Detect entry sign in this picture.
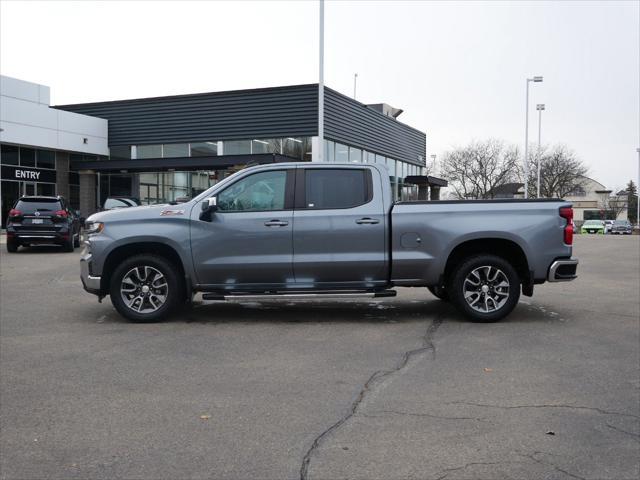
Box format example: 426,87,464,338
1,165,56,184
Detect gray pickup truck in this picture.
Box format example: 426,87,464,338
80,162,578,323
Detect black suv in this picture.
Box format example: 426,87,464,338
5,196,81,253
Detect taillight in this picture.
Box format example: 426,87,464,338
560,207,573,245
55,209,68,218
8,209,21,217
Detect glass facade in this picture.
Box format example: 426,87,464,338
129,137,311,161
1,144,62,227
321,139,423,201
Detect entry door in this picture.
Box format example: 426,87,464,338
190,169,295,289
292,168,387,288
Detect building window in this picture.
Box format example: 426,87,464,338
163,143,189,158
190,142,218,157
324,140,335,162
1,144,19,165
335,143,349,162
136,145,162,159
349,147,362,163
223,140,251,155
20,148,36,167
36,149,56,169
251,139,270,154
110,145,131,160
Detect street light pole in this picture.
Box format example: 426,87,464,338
637,148,639,227
536,103,545,198
353,73,358,100
523,76,543,199
318,0,325,162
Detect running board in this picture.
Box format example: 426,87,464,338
201,290,397,301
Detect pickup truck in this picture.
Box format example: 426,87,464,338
80,162,578,323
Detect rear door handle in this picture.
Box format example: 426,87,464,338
356,217,380,225
264,220,289,227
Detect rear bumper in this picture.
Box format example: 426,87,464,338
547,258,579,282
80,253,102,295
7,227,72,243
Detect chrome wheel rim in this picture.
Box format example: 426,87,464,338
120,266,168,313
463,265,510,313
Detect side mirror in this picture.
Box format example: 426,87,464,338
201,197,218,212
199,197,218,221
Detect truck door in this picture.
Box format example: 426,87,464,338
292,167,387,288
190,168,295,289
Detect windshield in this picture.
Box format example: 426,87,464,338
584,220,603,226
613,220,629,225
15,198,61,213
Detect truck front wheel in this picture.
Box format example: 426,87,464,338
448,254,520,322
427,285,449,301
109,254,182,322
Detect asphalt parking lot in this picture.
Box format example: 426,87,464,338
1,235,638,480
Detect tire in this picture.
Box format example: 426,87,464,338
448,254,520,323
63,235,74,252
109,254,182,322
6,241,18,253
428,285,449,301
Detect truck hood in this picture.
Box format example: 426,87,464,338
86,203,193,223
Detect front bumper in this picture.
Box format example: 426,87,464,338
80,253,102,295
547,258,579,282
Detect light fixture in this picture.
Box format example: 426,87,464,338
286,137,302,143
253,139,269,144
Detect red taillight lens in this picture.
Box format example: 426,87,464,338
54,209,68,218
8,209,22,218
560,207,574,245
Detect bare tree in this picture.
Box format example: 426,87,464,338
440,139,520,199
524,144,588,198
601,190,628,220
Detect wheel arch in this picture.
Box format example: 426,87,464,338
100,242,189,297
442,238,531,288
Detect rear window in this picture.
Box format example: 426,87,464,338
104,198,140,209
15,198,61,213
304,169,370,209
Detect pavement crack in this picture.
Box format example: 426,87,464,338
299,312,445,480
606,423,640,441
359,409,488,423
518,451,586,480
448,401,640,419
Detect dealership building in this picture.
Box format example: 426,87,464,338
1,75,439,226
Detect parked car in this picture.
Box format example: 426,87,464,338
610,219,633,235
581,220,605,235
604,220,614,234
5,196,81,253
102,197,141,211
80,163,578,324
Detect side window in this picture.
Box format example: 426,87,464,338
218,170,287,212
304,169,369,209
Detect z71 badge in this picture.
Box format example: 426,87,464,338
160,209,185,216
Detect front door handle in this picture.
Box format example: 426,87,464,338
264,220,289,227
356,217,380,225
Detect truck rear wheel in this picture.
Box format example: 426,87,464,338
109,254,182,322
448,254,520,322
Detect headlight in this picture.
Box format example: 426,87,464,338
84,221,104,236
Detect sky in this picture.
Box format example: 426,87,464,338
1,0,638,191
